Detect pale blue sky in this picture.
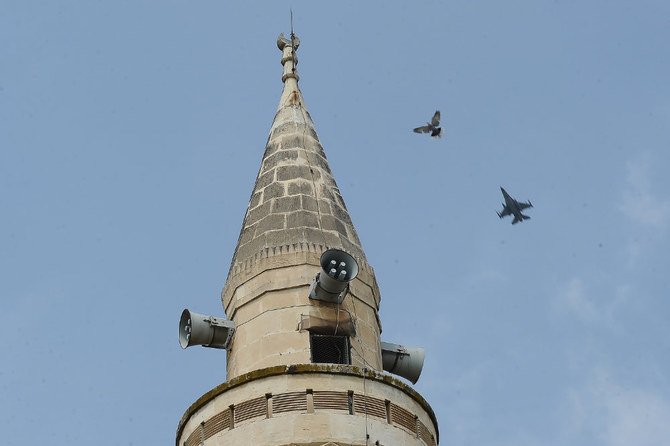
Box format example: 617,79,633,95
2,1,669,445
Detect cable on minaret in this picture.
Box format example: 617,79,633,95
290,9,297,75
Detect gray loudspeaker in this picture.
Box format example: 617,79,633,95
381,341,425,384
179,309,235,349
309,249,359,303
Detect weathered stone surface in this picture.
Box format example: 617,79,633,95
235,233,268,262
263,182,285,202
263,141,280,157
317,199,332,215
255,214,286,234
270,122,299,140
320,215,348,237
312,152,332,174
246,201,272,226
265,228,303,247
333,190,346,208
255,170,275,190
270,122,319,142
319,184,335,201
272,195,302,213
300,195,318,212
239,224,256,245
227,55,368,282
277,165,313,182
249,191,262,209
262,149,300,172
288,180,314,196
286,210,319,229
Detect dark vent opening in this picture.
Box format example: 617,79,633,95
310,334,351,365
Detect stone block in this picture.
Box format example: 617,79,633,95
320,215,348,237
239,224,256,245
236,233,268,262
254,170,275,191
271,195,301,213
331,203,353,226
280,135,307,151
288,180,313,196
249,191,262,209
321,231,342,249
262,141,280,157
319,184,335,201
333,190,346,208
264,228,302,247
270,121,300,141
245,201,272,226
300,195,318,212
317,199,332,215
301,227,330,246
255,214,286,234
262,149,299,172
277,165,312,182
263,182,285,202
339,236,362,259
312,150,332,174
287,210,320,229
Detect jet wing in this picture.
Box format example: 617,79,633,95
517,202,532,210
497,207,511,218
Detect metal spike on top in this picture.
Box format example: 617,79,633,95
277,10,300,83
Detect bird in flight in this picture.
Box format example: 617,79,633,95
413,110,443,138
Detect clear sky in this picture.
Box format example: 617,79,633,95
2,1,669,445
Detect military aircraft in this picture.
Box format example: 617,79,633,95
413,110,443,138
497,187,533,224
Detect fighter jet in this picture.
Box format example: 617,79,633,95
497,187,533,224
413,110,443,138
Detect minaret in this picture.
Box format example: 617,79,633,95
177,32,439,446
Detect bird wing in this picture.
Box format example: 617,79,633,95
413,125,432,134
431,110,441,127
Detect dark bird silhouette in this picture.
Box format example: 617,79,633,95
413,110,443,138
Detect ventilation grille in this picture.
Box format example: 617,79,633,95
272,391,307,414
391,403,417,434
310,334,350,364
235,396,266,423
204,409,231,440
313,390,349,411
418,420,437,446
183,427,201,446
353,394,387,420
181,390,436,446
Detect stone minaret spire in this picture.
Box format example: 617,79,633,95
221,31,376,379
177,33,439,446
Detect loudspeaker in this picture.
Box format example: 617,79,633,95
381,341,425,384
178,309,235,350
309,249,359,303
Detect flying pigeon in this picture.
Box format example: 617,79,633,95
413,110,443,138
414,110,442,138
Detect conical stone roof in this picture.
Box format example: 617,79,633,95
223,34,368,298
